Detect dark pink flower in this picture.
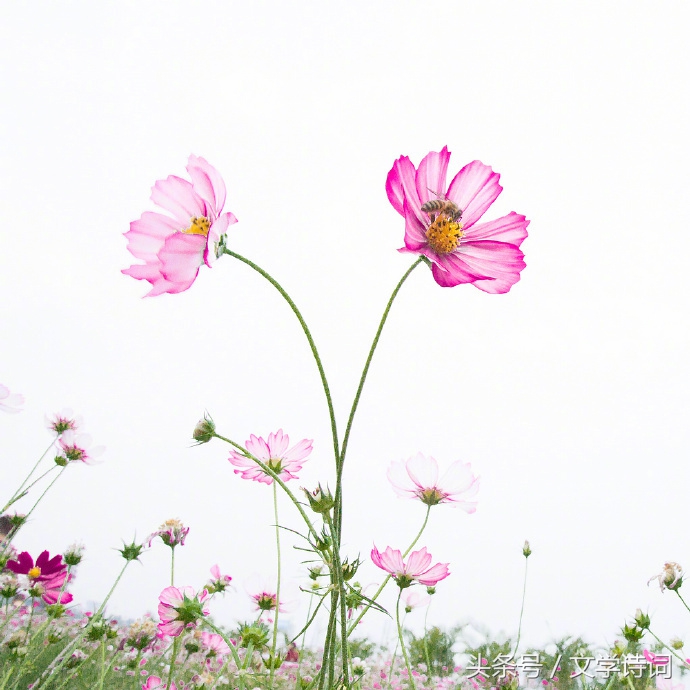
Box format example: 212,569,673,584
0,384,24,414
370,545,449,588
157,586,209,637
6,550,73,604
387,453,479,511
123,155,237,296
206,564,233,594
146,519,189,549
386,147,529,293
228,429,312,485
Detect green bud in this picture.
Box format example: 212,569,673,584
192,414,216,445
302,484,335,515
522,540,532,558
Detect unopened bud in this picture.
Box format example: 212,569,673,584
522,540,532,558
192,414,216,445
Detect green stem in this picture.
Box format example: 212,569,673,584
203,619,246,688
675,589,690,615
512,556,529,658
347,505,431,634
325,514,350,688
2,440,57,512
166,636,180,690
223,249,340,468
96,639,106,690
269,482,281,689
170,547,175,587
646,628,688,667
396,590,417,690
336,257,423,537
423,600,432,674
213,432,318,540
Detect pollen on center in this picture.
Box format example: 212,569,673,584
425,217,463,255
28,566,41,579
184,216,210,236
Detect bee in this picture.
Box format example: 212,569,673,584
421,192,463,223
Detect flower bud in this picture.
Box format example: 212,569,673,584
670,637,684,650
192,414,216,445
622,623,643,642
308,565,323,581
302,484,335,515
64,543,85,566
118,540,145,562
633,609,651,630
522,540,532,558
426,586,436,595
342,557,361,581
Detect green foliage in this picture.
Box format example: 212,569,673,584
348,636,378,660
405,625,461,676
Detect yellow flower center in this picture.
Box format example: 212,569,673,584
184,216,210,236
425,215,463,255
28,566,41,579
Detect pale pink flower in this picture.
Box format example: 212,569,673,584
228,429,312,485
142,677,178,690
386,147,529,293
200,631,230,658
371,545,450,588
57,430,104,465
402,590,431,612
206,564,233,594
387,453,479,511
0,384,24,414
146,519,189,548
123,155,238,297
648,562,683,592
157,586,210,637
45,409,81,436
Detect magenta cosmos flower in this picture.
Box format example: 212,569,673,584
387,453,479,511
386,147,529,293
6,550,73,604
157,585,210,637
123,155,237,296
228,429,313,485
371,546,449,588
0,384,24,414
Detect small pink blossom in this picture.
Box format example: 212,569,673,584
45,409,81,436
123,155,238,296
249,589,287,613
6,551,73,604
402,590,431,612
157,586,210,637
200,631,230,658
387,453,479,511
57,430,104,465
0,384,24,414
386,147,529,293
206,564,233,594
228,429,312,485
142,677,177,690
371,545,450,588
146,519,189,548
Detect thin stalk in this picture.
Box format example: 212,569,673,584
325,514,350,688
335,257,423,536
348,505,431,634
396,590,417,690
675,589,690,615
166,636,180,690
423,600,432,674
170,547,175,586
223,249,340,467
269,482,282,689
3,440,57,512
96,639,107,690
203,619,247,689
646,628,688,666
512,556,529,658
296,591,314,684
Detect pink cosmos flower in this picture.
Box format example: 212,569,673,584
0,384,24,414
402,590,431,612
249,589,287,613
387,453,479,511
123,155,238,297
6,550,73,604
200,631,230,658
146,519,189,548
370,546,450,588
386,147,529,293
206,564,233,594
142,677,177,690
157,586,210,637
57,430,104,465
228,429,313,485
45,409,81,436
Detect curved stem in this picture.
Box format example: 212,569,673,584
223,249,340,467
347,505,431,635
3,440,57,512
396,590,417,690
269,482,281,689
646,628,689,667
335,258,423,538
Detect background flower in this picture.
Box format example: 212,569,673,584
371,545,450,588
0,384,24,414
157,585,210,637
123,155,238,296
387,453,479,511
386,147,529,293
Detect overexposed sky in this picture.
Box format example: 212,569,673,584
1,1,689,654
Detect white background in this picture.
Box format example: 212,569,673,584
1,0,689,657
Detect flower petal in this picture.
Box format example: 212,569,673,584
464,212,529,247
430,252,493,287
405,453,439,491
446,161,502,229
405,548,432,577
417,562,450,586
455,240,526,294
187,155,227,217
415,147,450,206
158,233,207,287
386,156,421,218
